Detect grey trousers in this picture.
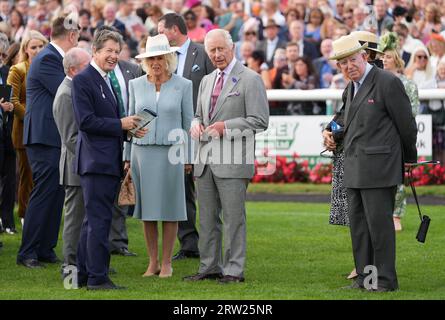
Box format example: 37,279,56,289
347,186,398,290
108,187,129,252
196,166,248,277
62,185,85,266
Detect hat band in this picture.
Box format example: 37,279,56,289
359,40,377,49
147,44,171,53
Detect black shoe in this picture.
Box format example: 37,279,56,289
173,250,200,261
183,273,223,281
341,281,365,290
218,275,245,284
87,280,126,291
371,286,397,292
110,247,137,257
17,258,45,269
38,256,62,264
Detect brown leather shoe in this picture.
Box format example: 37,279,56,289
218,275,245,284
183,273,223,281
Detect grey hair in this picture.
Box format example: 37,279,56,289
0,32,9,54
204,29,233,52
92,29,124,52
142,52,178,76
63,47,91,75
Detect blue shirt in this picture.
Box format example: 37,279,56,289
176,38,191,77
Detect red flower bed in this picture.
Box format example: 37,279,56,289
253,155,445,186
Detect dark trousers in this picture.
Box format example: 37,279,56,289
77,173,120,286
0,149,16,229
16,148,33,218
177,171,199,253
347,186,398,290
17,145,65,261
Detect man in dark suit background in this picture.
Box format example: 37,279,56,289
17,14,80,269
72,28,146,290
256,19,287,68
0,33,16,235
96,2,127,40
109,35,144,258
288,20,320,60
158,13,215,261
328,35,417,292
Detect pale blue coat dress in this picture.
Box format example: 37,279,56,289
124,74,193,221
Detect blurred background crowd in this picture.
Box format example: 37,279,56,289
0,0,445,236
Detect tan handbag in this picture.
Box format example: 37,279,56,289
118,170,136,206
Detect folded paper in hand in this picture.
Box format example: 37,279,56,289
129,108,157,136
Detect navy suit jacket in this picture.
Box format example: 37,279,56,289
24,43,65,147
72,64,125,178
303,40,320,60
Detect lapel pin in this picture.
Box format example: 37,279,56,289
232,77,237,83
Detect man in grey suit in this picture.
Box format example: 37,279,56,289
158,13,215,261
184,29,269,283
327,35,417,292
52,48,91,273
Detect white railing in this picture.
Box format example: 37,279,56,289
266,89,445,101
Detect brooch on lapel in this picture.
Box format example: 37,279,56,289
100,85,106,99
192,64,200,72
368,99,375,104
232,77,238,84
227,91,240,97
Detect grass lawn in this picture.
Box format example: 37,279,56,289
0,202,444,300
248,183,445,197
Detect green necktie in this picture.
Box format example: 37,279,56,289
108,70,126,118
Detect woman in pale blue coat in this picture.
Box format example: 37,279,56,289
124,34,193,278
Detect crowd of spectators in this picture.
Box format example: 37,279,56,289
0,0,444,155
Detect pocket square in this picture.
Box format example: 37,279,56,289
368,99,375,104
191,64,200,72
227,91,240,97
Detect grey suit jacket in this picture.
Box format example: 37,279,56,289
193,61,269,179
343,66,417,189
256,39,287,68
182,41,215,111
53,77,80,186
118,60,144,113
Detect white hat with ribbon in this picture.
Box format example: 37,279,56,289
135,34,179,59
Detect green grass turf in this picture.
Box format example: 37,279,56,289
0,202,444,300
248,183,445,197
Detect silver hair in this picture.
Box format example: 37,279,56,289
142,52,178,76
0,32,9,55
92,29,124,52
204,29,233,52
63,47,91,75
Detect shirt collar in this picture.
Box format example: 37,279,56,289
50,42,65,58
91,59,108,79
177,38,191,56
356,63,373,86
267,37,279,44
218,57,237,76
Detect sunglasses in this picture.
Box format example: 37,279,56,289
245,31,256,36
416,55,428,60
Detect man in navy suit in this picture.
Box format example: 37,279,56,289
17,14,80,268
72,29,146,290
96,2,127,40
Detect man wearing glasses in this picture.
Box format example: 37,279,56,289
17,14,80,269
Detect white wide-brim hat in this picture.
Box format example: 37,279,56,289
329,34,368,60
135,34,179,59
